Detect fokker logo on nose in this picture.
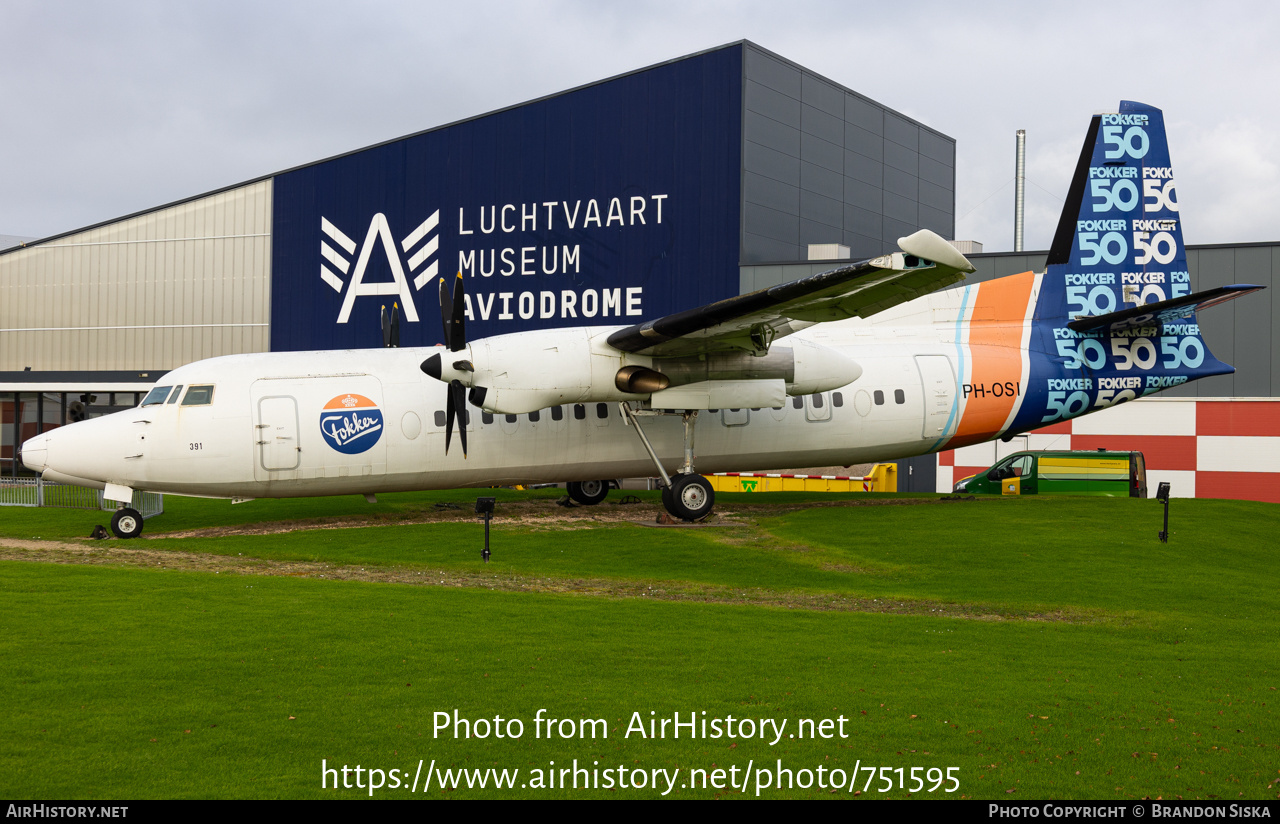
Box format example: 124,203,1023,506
320,211,440,323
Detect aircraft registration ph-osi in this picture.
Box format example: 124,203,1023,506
20,102,1263,538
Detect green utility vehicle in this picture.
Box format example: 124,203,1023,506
953,450,1147,497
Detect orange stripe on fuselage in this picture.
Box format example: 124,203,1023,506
946,271,1036,449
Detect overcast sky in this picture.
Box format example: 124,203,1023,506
4,0,1277,252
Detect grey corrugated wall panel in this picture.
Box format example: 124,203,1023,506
883,166,919,200
0,180,272,372
919,155,953,190
801,104,844,146
741,43,955,264
1274,249,1280,397
1192,247,1236,396
746,110,800,157
883,141,919,175
800,160,843,201
918,205,953,237
745,172,799,215
745,140,801,187
1232,246,1272,397
801,73,843,115
845,125,883,161
799,189,843,229
843,204,882,239
745,46,801,96
884,113,919,150
744,202,800,246
800,131,843,173
746,80,802,125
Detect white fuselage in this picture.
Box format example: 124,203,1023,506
23,297,964,499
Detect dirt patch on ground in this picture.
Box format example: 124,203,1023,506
0,534,1093,623
136,495,959,541
144,499,680,540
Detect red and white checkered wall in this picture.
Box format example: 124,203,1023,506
936,399,1280,503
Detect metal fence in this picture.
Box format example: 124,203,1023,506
0,477,163,518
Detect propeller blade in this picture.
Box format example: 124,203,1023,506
451,379,468,457
444,382,456,455
381,305,392,347
449,273,467,352
438,278,454,350
389,302,401,347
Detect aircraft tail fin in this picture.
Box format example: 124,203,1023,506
1033,100,1242,383
935,102,1265,450
963,102,1268,443
1041,101,1194,317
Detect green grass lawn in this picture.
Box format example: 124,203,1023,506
1,491,1277,799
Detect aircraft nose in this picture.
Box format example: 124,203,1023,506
20,433,49,474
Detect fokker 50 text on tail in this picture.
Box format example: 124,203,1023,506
21,102,1262,537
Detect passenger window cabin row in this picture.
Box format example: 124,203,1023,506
429,388,908,429
433,401,612,429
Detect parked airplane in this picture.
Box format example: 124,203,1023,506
20,101,1261,538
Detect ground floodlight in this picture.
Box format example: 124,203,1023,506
1156,483,1172,543
475,497,496,562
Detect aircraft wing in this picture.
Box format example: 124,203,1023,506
606,229,975,357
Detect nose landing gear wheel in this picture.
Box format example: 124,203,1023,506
664,473,714,522
110,507,144,539
567,480,610,506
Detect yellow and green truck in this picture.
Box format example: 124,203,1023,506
954,450,1147,497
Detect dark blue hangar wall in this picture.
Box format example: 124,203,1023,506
270,46,743,351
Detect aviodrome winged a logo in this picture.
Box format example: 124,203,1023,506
319,211,440,323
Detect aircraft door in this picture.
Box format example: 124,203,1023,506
914,355,956,440
252,376,387,484
255,395,301,474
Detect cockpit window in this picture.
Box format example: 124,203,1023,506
181,385,215,406
166,385,184,404
141,386,174,407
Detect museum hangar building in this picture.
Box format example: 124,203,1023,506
1,42,1276,501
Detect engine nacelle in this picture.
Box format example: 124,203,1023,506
785,337,863,395
429,327,644,415
423,328,861,415
651,337,861,396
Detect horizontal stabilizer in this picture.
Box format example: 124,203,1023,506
1066,284,1264,333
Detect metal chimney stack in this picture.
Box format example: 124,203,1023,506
1014,129,1026,252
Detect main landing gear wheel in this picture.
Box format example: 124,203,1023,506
664,473,715,522
110,507,144,539
567,479,610,506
